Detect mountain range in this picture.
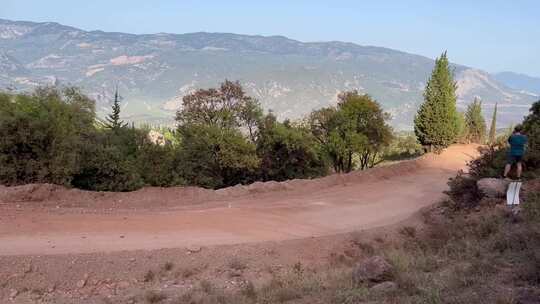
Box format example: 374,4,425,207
0,18,537,129
494,72,540,96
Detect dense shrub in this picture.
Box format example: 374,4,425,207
0,88,184,192
72,138,144,192
468,146,507,178
71,128,149,192
383,132,423,161
445,172,483,210
136,141,184,187
523,100,540,171
257,114,327,181
177,124,260,189
0,88,95,186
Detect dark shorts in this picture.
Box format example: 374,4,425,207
507,154,523,164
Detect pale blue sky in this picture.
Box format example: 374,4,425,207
1,0,539,76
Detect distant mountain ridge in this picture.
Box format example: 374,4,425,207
0,18,535,128
494,72,540,96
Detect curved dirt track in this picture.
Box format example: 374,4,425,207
0,145,478,256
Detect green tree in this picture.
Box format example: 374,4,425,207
339,92,393,170
309,92,392,172
488,103,498,145
175,80,262,188
176,80,259,131
455,111,468,143
414,51,459,151
522,100,540,168
105,88,128,131
256,113,327,181
240,98,264,142
464,98,486,143
309,107,342,171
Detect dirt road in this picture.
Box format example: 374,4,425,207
0,145,478,256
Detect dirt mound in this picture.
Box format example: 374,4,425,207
0,145,477,211
215,145,471,198
0,184,215,210
0,183,66,202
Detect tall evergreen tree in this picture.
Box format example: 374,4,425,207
105,87,127,130
488,103,498,145
414,51,459,151
522,100,540,167
465,98,486,143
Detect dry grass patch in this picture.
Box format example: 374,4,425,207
228,256,248,271
143,270,155,282
162,261,174,272
144,290,167,303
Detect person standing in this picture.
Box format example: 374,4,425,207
503,125,528,180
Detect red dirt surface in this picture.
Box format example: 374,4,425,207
0,145,479,256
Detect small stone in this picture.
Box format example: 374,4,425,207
9,289,18,298
24,264,33,273
119,235,125,239
187,245,201,253
228,270,243,278
117,281,130,289
371,281,398,292
477,178,507,198
76,279,87,288
129,258,136,262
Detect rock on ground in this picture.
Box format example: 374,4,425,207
352,256,394,284
477,178,508,198
371,281,398,292
147,130,167,146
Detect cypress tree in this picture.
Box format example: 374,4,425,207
414,51,459,151
465,98,486,143
455,111,467,143
488,103,498,145
105,87,127,130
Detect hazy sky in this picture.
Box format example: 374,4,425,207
2,0,539,77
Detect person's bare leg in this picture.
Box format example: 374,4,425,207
516,162,523,179
504,164,512,178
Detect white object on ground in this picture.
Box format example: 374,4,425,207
506,181,522,206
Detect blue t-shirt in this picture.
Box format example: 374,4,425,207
508,134,528,156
